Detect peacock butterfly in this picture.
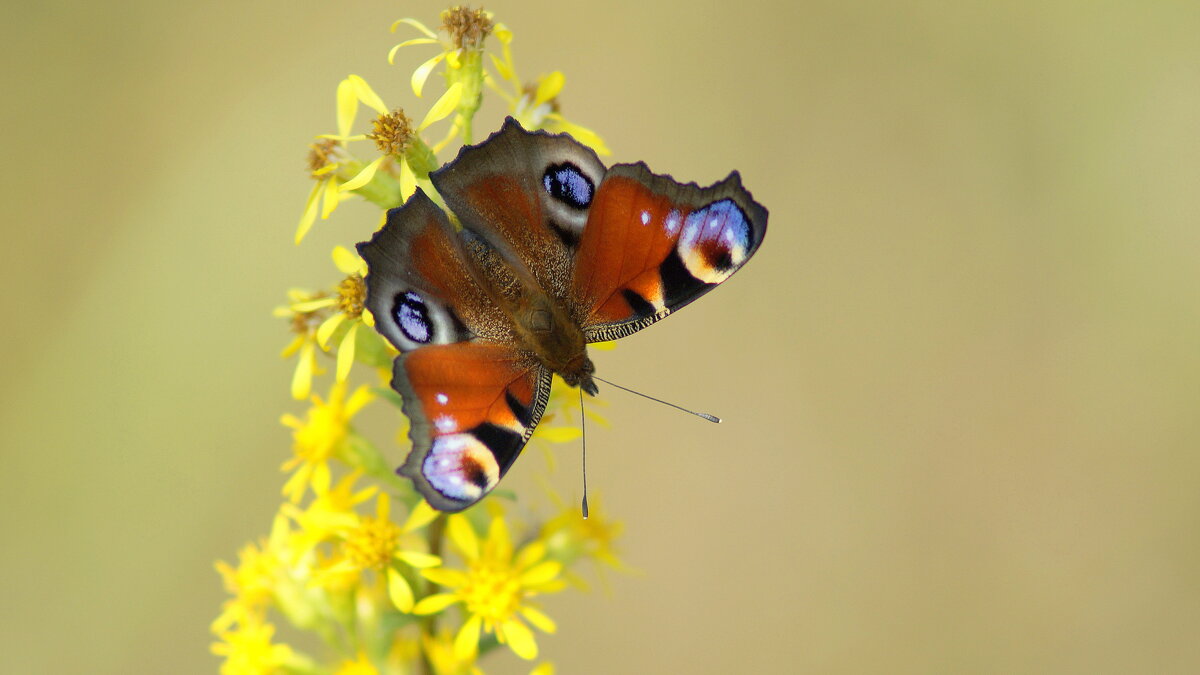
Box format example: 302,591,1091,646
357,118,767,512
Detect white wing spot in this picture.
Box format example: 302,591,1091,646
640,210,651,225
436,393,449,405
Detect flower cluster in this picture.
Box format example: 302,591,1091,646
214,7,622,674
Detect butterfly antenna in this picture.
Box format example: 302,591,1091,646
593,375,722,423
579,388,589,519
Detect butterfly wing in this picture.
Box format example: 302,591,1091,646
430,117,607,303
358,190,550,512
391,343,552,512
571,163,768,341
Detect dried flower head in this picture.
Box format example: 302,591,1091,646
368,109,414,157
440,6,493,49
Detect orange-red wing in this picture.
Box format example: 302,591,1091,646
391,341,552,512
571,163,768,342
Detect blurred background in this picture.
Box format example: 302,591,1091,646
4,0,1199,672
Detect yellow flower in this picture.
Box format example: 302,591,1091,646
323,75,462,207
390,7,494,145
280,381,374,503
320,493,442,612
334,652,380,675
314,246,375,383
414,513,565,661
212,512,291,632
296,76,394,244
483,27,609,155
210,614,302,675
281,469,376,558
541,493,629,587
275,288,333,400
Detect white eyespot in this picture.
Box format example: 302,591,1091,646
423,434,499,502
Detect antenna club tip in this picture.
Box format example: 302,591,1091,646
702,414,722,423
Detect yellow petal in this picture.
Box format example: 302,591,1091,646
296,181,323,244
377,492,391,521
391,17,437,39
489,52,513,82
315,312,345,349
421,567,468,588
445,49,461,69
387,567,414,613
519,607,557,634
454,614,482,661
502,619,538,660
519,561,562,587
291,341,315,400
486,516,513,561
345,385,374,417
590,340,617,351
340,156,384,192
336,322,358,381
387,37,440,64
349,74,389,116
332,245,364,276
311,461,331,494
547,115,611,156
321,173,340,219
530,664,555,675
414,592,461,615
447,515,479,561
396,551,441,568
534,426,581,443
493,23,513,45
412,52,447,98
336,78,358,139
418,82,463,131
399,158,417,201
314,134,367,143
362,308,376,327
534,72,565,107
290,297,337,313
402,499,439,532
514,541,547,570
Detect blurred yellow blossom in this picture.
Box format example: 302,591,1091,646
280,381,374,503
415,512,565,661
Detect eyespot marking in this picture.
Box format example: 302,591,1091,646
423,433,499,502
394,291,434,344
677,199,752,284
542,162,594,209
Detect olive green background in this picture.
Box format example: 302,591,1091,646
4,1,1199,672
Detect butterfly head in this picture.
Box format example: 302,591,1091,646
559,353,598,396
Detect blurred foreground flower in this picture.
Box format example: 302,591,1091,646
216,7,624,674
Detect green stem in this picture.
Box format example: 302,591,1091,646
418,514,448,675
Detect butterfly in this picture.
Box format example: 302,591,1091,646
357,118,767,512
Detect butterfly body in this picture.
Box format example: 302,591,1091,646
358,118,766,512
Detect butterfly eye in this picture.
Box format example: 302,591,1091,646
394,291,434,344
542,163,594,209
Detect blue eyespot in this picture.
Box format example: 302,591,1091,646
395,291,433,344
542,163,593,209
